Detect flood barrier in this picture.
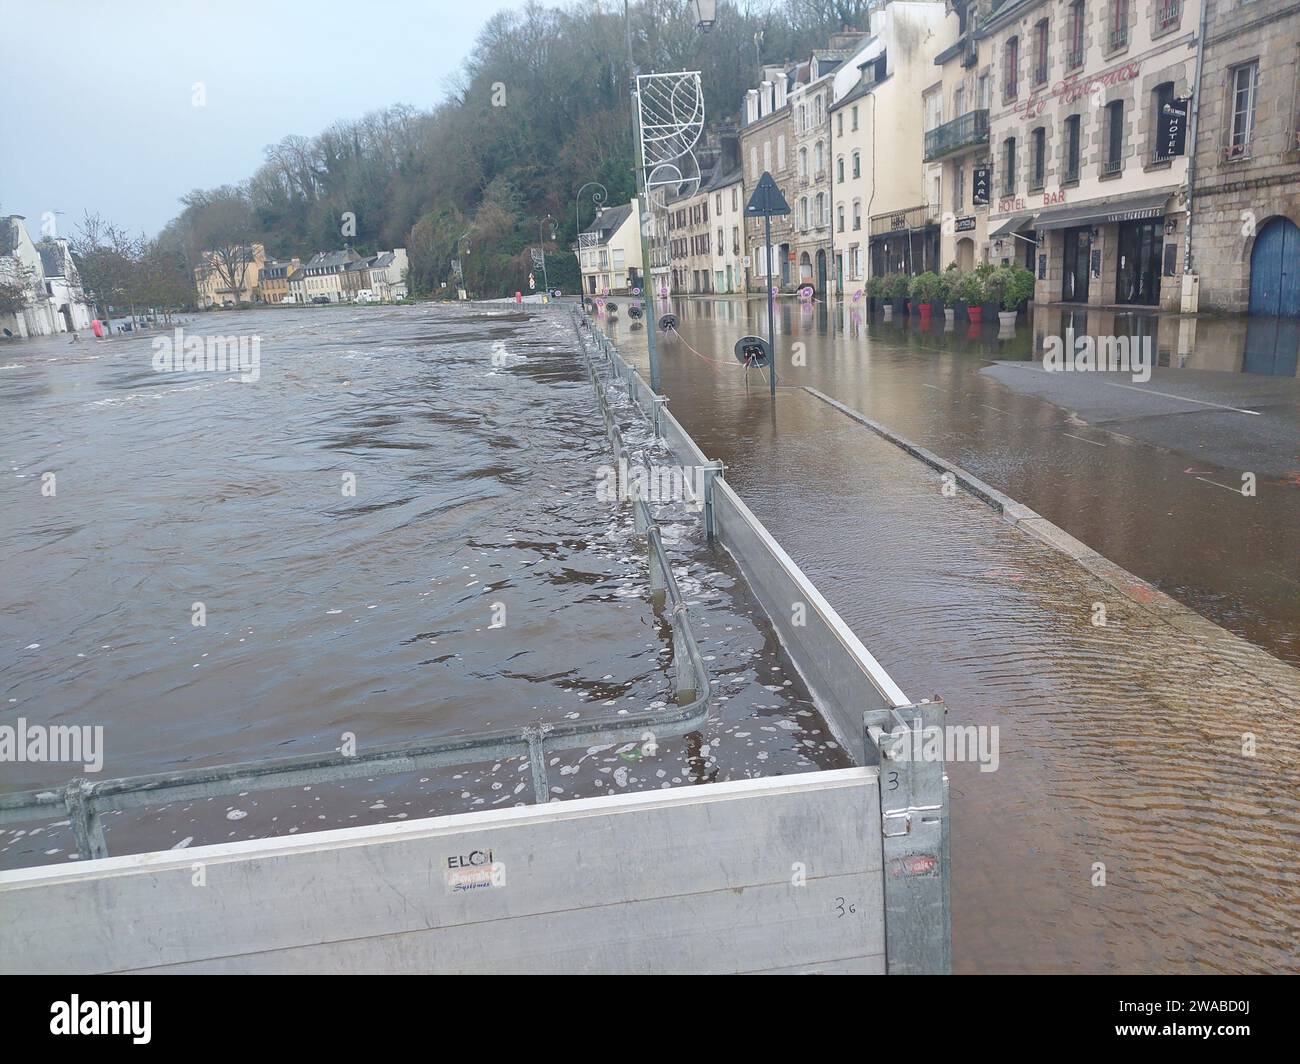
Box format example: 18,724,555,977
0,302,950,974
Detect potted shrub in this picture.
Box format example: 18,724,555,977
866,275,884,316
937,268,958,323
957,271,986,323
975,264,1001,322
910,272,941,323
887,273,909,317
1005,265,1036,320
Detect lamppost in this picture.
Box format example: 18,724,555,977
453,230,472,299
538,215,556,296
624,0,716,392
574,182,607,299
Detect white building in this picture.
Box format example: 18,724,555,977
368,248,409,300
1,216,93,338
577,204,643,295
829,3,957,289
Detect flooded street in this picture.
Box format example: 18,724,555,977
0,305,847,866
601,297,1300,974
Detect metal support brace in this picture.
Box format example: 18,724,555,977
647,536,666,597
633,498,649,535
671,606,694,700
700,460,725,542
522,724,552,804
64,779,108,861
651,395,668,439
864,701,951,975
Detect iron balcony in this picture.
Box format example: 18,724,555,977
924,109,989,162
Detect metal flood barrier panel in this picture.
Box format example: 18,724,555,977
0,769,884,975
592,321,910,762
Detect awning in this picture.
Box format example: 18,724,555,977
1035,188,1178,232
989,213,1035,238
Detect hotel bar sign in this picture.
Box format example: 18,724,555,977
972,167,990,206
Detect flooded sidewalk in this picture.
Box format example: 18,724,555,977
600,305,1300,973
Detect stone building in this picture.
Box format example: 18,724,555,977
259,258,301,304
1187,0,1300,315
741,65,798,290
790,34,868,294
666,188,715,293
981,0,1200,311
925,0,996,272
709,168,749,293
195,244,267,307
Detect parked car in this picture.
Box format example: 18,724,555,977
311,296,330,305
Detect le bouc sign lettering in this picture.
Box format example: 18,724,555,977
1014,61,1143,122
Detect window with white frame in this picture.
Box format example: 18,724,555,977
1228,61,1259,156
924,90,942,131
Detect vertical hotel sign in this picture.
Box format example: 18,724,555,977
1158,98,1190,158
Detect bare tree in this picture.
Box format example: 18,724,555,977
180,186,261,305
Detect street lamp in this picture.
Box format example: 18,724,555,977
574,182,607,299
538,215,556,296
693,0,716,31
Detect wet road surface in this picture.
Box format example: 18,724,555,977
600,297,1300,973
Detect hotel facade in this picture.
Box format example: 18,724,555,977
980,0,1199,310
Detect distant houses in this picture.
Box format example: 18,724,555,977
196,245,409,307
0,215,93,338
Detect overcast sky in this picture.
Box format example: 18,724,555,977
0,0,520,240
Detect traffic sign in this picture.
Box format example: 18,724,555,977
745,172,791,217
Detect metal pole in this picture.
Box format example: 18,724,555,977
765,214,776,398
626,0,663,394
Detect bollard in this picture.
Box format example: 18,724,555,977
634,497,649,535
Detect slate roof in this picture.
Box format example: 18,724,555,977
580,203,634,245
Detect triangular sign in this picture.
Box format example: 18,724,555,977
745,171,791,217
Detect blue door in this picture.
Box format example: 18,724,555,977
1249,217,1300,317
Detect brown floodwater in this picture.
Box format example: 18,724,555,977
0,304,848,868
598,296,1300,974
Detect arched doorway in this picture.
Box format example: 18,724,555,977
956,238,975,271
799,251,812,283
58,305,73,331
1250,217,1300,317
816,250,827,295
